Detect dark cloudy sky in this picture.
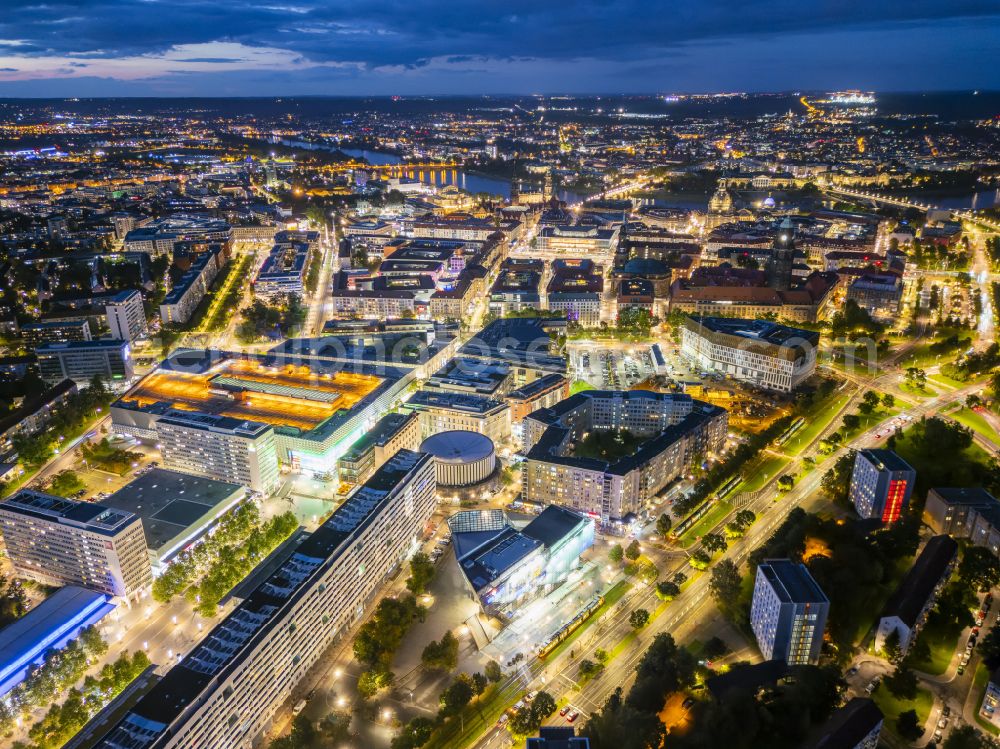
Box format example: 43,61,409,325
0,1,997,96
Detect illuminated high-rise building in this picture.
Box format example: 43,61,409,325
751,559,828,665
849,449,915,523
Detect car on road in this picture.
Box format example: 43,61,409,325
942,706,951,717
525,691,537,702
846,666,859,677
513,700,525,711
496,713,509,727
938,718,948,729
682,697,695,710
958,665,966,676
567,710,580,723
559,707,571,717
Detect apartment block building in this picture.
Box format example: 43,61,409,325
402,389,512,444
156,411,281,495
849,449,916,523
36,339,135,387
91,450,436,749
750,559,829,665
105,289,148,342
0,490,151,603
680,316,819,393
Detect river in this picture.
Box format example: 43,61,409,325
340,148,584,203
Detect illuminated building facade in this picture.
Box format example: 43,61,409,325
522,391,727,524
849,449,915,523
0,490,152,603
92,450,436,749
751,559,829,665
449,505,595,616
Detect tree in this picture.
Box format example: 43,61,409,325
882,393,896,408
701,533,727,554
357,669,393,698
861,390,881,413
709,559,742,610
979,626,1000,670
629,609,650,629
392,717,435,749
896,709,923,742
48,470,85,497
11,430,54,467
656,513,672,538
608,543,624,563
881,627,903,664
884,663,918,699
484,660,503,682
777,474,796,492
821,451,857,508
943,725,995,749
842,413,861,432
421,630,459,672
406,552,435,595
439,675,474,717
689,550,710,570
960,546,1000,592
471,671,488,695
702,636,730,660
656,580,680,601
625,540,641,561
531,692,558,725
733,509,756,530
579,659,601,679
509,691,557,737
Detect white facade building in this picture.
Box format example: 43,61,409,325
105,289,148,342
680,316,819,393
750,559,829,665
156,412,281,495
0,490,151,603
93,450,436,749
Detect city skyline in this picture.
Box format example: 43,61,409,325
0,1,998,96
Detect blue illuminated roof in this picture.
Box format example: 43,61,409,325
0,586,114,697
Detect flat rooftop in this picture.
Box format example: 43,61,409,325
0,586,115,696
686,316,820,348
123,357,381,432
0,489,136,536
759,559,828,604
101,469,245,558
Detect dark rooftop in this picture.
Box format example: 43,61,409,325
881,535,958,627
813,697,883,749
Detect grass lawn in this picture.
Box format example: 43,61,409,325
570,379,596,395
543,579,631,662
929,372,978,391
574,429,645,462
872,685,934,728
950,407,1000,449
910,626,960,676
739,455,791,494
783,391,853,456
840,405,902,441
900,381,937,398
678,501,732,548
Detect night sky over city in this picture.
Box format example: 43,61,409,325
0,0,998,96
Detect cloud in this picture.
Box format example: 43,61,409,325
0,1,996,92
